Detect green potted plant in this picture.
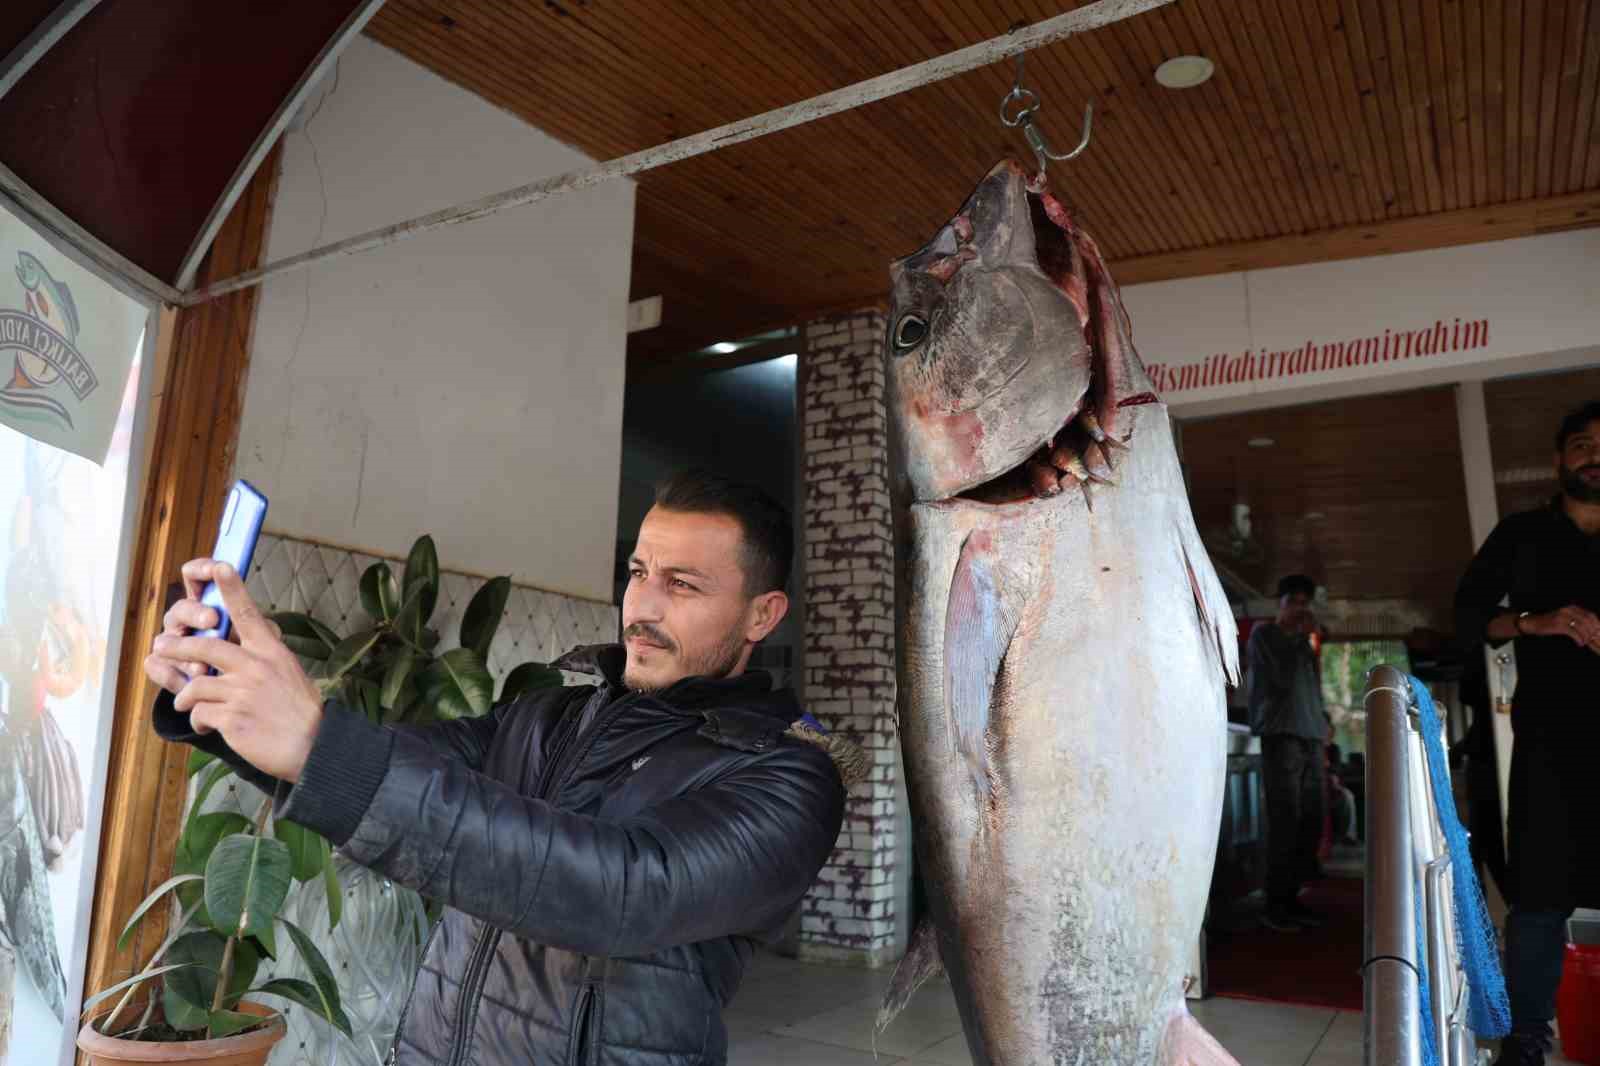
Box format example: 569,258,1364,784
77,535,562,1064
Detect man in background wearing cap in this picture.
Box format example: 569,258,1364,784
1247,573,1328,932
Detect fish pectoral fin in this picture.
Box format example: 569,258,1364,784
1179,534,1241,687
876,919,946,1035
945,531,1023,806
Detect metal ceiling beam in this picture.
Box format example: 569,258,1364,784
183,0,1173,305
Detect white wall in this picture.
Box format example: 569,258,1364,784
236,38,634,603
1123,229,1600,418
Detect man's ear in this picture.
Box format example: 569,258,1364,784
746,590,789,644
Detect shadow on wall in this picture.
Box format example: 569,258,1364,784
615,356,799,684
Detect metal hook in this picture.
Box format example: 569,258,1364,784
999,52,1094,181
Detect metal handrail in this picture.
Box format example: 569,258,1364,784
1363,666,1484,1066
1364,665,1422,1066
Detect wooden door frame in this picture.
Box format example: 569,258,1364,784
77,146,281,1043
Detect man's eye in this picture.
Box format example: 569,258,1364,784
671,579,695,591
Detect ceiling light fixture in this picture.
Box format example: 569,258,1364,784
1305,511,1326,521
1154,55,1215,90
710,342,739,354
1246,436,1275,449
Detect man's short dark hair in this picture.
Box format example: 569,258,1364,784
1277,574,1316,600
1555,401,1600,451
654,469,793,595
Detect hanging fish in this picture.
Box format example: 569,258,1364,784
880,160,1240,1065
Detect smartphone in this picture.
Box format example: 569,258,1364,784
194,480,269,644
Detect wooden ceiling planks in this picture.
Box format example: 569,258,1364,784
1179,386,1475,621
364,0,1600,363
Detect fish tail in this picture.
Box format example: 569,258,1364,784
876,919,945,1035
1160,1008,1241,1066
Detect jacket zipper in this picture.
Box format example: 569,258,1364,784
442,688,637,1066
382,915,441,1056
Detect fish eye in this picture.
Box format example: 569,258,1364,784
893,312,928,352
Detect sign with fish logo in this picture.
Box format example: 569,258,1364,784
0,202,147,464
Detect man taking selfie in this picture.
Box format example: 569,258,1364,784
144,470,862,1066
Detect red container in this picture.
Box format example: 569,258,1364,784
1557,941,1600,1065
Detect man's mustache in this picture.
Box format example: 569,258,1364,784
623,622,676,653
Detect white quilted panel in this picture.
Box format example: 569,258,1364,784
247,533,617,685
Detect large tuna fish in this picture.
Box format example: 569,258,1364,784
879,160,1241,1066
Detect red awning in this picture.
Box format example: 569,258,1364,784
0,0,381,301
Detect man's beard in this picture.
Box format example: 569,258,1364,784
1560,461,1600,503
622,621,748,693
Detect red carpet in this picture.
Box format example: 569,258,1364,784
1206,877,1365,1011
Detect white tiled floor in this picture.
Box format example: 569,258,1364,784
726,952,1580,1065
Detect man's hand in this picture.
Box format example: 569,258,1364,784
1520,605,1600,652
143,560,323,782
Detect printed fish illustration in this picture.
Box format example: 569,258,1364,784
0,754,69,1022
16,251,80,343
879,160,1241,1065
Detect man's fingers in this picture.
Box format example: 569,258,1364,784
175,674,229,714
188,701,224,735
180,558,218,602
164,599,219,635
144,654,190,696
213,565,273,646
152,634,250,674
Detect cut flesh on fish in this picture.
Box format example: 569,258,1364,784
882,160,1241,1065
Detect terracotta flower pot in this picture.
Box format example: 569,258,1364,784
77,1000,285,1066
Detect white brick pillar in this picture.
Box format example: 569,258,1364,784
796,308,907,967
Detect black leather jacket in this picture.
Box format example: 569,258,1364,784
154,644,849,1065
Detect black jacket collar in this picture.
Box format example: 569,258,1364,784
553,643,800,722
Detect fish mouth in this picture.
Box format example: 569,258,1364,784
944,392,1157,510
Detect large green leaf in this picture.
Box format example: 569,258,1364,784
163,931,259,1029
402,535,440,624
460,576,511,659
189,760,236,817
116,874,203,953
175,812,251,921
323,628,383,688
81,963,194,1018
320,835,342,931
421,648,494,720
393,585,427,649
278,918,353,1036
380,650,418,712
348,677,384,722
248,923,277,960
359,561,401,622
272,612,339,660
206,1008,268,1038
253,978,352,1038
186,749,218,777
499,661,564,704
273,819,326,883
204,835,293,941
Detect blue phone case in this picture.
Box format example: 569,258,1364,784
195,479,269,644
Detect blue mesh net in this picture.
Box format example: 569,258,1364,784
1406,673,1512,1048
